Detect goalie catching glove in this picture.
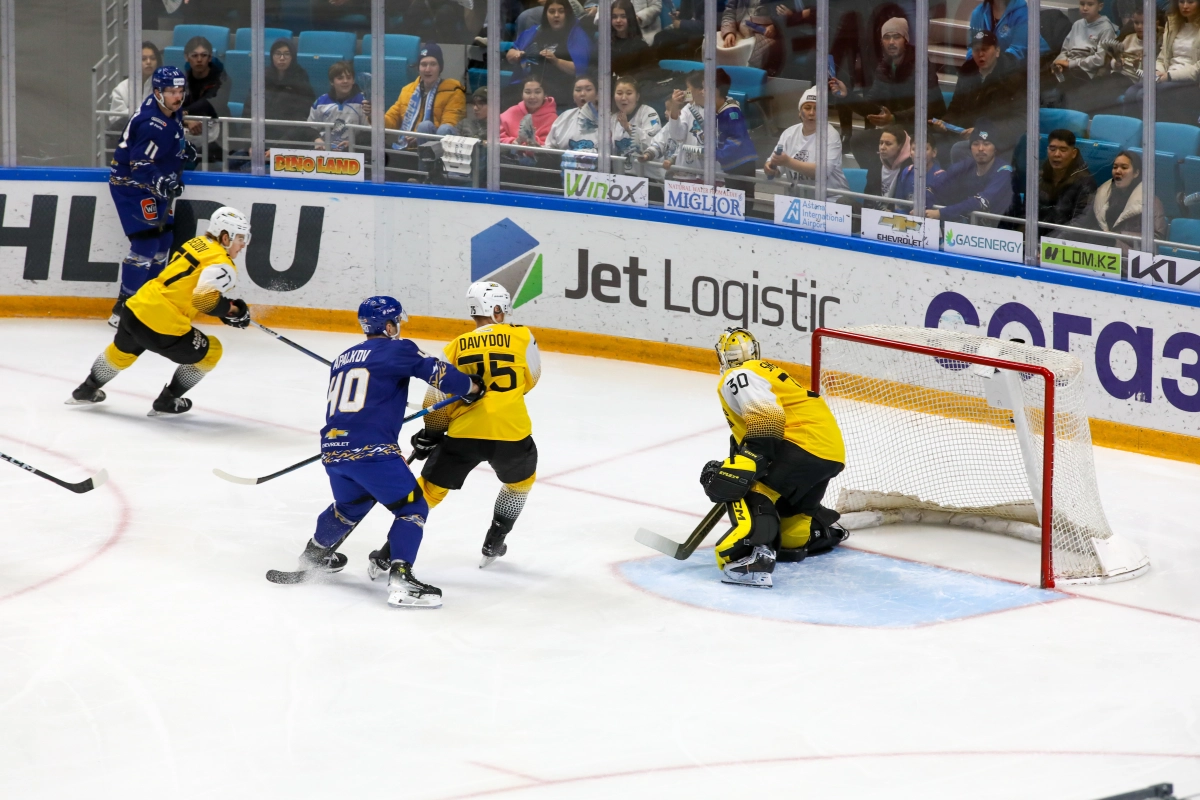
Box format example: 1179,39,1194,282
699,446,769,504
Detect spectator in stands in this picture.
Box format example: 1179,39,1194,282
110,42,162,121
508,0,595,111
181,37,232,163
933,30,1025,165
516,1,577,37
863,124,912,208
265,39,317,146
398,0,474,44
967,0,1048,61
611,0,651,78
501,77,559,146
631,0,663,46
1105,9,1150,79
385,42,467,145
1066,150,1166,252
459,86,490,140
310,0,371,31
1051,0,1119,115
765,86,850,201
1037,130,1097,226
611,76,662,175
896,139,947,202
652,0,708,60
545,74,601,163
309,60,370,151
926,123,1014,224
1124,0,1200,125
831,17,944,180
721,1,783,74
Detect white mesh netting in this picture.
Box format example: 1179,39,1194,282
817,325,1149,585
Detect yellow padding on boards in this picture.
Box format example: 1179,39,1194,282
505,473,536,493
103,343,139,370
780,514,812,549
417,477,450,509
197,336,223,372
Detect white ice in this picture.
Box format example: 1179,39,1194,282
1,318,1198,800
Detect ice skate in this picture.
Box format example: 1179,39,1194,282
66,376,106,405
367,545,390,581
479,519,511,568
806,522,849,556
721,545,776,588
298,538,348,573
387,561,442,609
148,385,192,416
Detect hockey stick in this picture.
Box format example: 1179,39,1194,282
0,451,108,494
634,502,727,560
251,321,332,367
215,394,465,485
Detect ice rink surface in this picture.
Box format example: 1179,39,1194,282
1,318,1198,800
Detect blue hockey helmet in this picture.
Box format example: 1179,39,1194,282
152,66,186,91
358,295,408,336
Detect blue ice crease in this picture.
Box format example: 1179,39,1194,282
618,548,1063,628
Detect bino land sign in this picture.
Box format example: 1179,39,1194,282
269,148,364,182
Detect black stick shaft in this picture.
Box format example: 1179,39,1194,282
0,451,104,493
251,321,332,366
677,503,728,559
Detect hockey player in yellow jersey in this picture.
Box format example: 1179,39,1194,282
700,327,849,587
67,207,253,416
368,281,541,572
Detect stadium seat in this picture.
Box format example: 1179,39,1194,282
1039,108,1088,139
721,66,767,103
1183,156,1200,218
1154,122,1200,160
227,101,244,118
235,28,293,51
1075,138,1121,185
163,46,187,70
467,67,513,94
297,31,356,61
223,50,253,105
296,53,346,94
845,168,867,195
352,55,409,103
1129,147,1182,217
661,0,675,30
1160,218,1200,260
659,59,704,73
171,25,231,56
1089,114,1143,149
362,34,420,80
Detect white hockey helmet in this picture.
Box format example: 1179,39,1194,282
466,281,512,322
715,327,761,371
206,206,252,246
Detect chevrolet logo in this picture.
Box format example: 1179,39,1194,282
324,428,348,439
880,215,923,233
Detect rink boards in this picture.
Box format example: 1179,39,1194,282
1,170,1199,459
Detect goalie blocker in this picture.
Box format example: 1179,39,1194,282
700,328,849,588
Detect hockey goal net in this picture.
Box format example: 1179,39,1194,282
812,325,1149,588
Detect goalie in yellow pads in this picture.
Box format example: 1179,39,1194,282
700,328,849,588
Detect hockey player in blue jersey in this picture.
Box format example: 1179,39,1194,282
108,65,197,326
292,296,483,608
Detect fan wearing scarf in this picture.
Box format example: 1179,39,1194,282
384,42,466,147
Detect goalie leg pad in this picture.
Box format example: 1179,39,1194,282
714,491,779,570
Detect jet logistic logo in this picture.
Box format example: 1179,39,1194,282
470,218,543,308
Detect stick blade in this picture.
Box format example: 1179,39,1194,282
634,528,685,559
86,468,109,491
213,468,260,485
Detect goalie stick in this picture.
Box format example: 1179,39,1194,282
251,321,332,367
265,454,416,585
634,502,726,560
0,451,108,494
215,394,465,486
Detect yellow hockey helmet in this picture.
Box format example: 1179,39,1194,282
715,327,761,371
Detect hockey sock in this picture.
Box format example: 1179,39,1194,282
90,344,139,386
493,474,535,529
416,477,450,510
118,251,156,297
166,336,222,397
313,496,372,548
385,490,429,564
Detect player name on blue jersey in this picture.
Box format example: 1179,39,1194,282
331,348,373,370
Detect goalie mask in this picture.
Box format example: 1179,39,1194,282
467,281,512,323
715,328,760,371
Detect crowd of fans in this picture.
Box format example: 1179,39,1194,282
124,0,1200,246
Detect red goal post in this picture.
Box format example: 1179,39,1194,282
810,325,1149,589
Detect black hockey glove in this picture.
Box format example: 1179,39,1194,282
409,429,442,461
460,374,486,405
220,298,251,329
153,173,183,200
699,453,760,504
183,141,201,165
